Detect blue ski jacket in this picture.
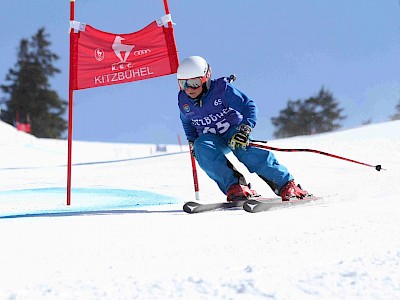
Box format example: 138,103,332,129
178,77,258,142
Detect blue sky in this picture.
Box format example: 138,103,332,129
0,1,399,144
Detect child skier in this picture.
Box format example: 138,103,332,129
177,56,308,201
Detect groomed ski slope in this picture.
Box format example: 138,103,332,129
0,119,399,299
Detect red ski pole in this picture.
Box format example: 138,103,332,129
249,140,385,172
189,142,200,200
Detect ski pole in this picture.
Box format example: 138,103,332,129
189,142,200,200
249,140,385,172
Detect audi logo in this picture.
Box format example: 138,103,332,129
134,49,151,56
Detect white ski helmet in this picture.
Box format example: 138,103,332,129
177,56,211,79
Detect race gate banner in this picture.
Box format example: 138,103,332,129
70,16,179,90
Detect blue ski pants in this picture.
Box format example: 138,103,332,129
193,128,293,195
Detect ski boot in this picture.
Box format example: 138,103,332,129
279,180,308,201
226,184,259,202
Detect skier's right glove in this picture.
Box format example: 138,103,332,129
188,141,195,158
229,124,252,150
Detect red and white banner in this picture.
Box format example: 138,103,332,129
70,17,178,90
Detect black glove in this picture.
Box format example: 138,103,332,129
188,141,195,158
229,124,252,150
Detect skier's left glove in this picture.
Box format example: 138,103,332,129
229,124,252,150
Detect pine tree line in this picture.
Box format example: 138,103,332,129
271,89,400,139
271,88,346,138
0,28,399,140
0,28,67,138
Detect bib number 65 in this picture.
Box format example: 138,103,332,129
202,119,230,134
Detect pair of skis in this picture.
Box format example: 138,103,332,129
183,195,321,214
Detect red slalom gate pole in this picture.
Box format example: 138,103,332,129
163,0,172,28
66,0,76,206
177,134,182,152
249,140,385,172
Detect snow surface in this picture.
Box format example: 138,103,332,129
1,119,399,299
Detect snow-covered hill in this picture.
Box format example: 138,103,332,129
1,119,399,299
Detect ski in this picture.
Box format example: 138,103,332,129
182,197,283,214
183,200,245,214
243,195,321,213
183,195,321,214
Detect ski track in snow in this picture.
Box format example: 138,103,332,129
0,120,400,299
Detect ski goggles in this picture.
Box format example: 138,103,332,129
178,76,208,90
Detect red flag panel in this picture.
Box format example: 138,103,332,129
70,20,178,90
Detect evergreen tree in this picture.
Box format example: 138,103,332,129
271,87,346,138
390,99,400,121
1,28,67,138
